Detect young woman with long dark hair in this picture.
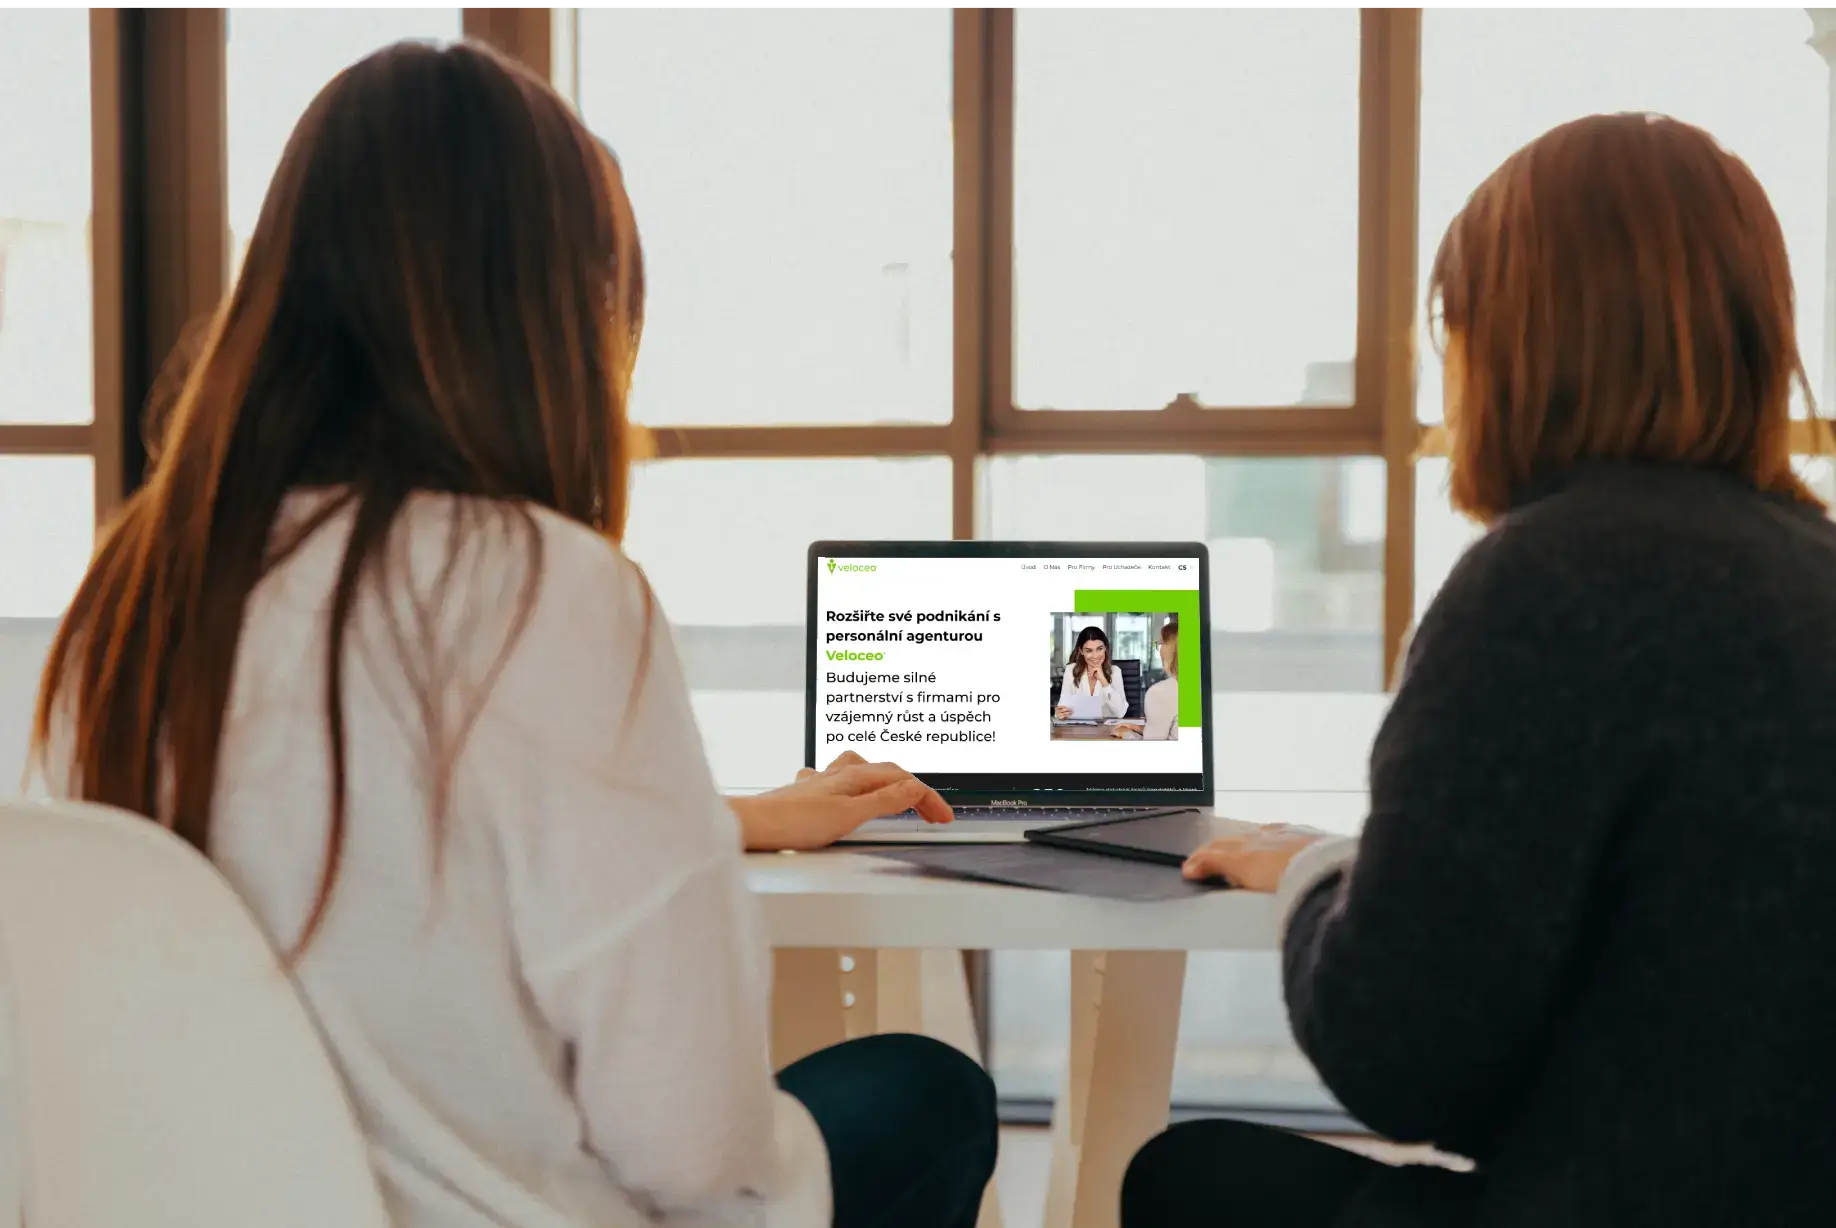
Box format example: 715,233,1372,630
1056,625,1128,721
34,40,993,1228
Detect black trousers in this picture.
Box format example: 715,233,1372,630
1123,1119,1477,1228
779,1033,999,1228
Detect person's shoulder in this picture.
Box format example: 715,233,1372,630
403,498,683,756
1416,494,1614,660
1486,464,1835,591
395,490,635,581
391,493,653,652
1455,467,1688,586
1423,464,1834,666
523,500,640,581
515,502,652,640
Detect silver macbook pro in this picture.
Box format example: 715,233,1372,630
806,541,1215,843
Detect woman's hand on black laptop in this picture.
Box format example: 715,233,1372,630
1181,823,1326,892
730,752,954,851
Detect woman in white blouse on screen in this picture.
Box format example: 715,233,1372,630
1056,626,1130,720
31,40,995,1228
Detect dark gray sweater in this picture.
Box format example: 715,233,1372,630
1285,462,1836,1227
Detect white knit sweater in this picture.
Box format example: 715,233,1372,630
54,492,824,1227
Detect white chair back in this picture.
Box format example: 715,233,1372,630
0,799,388,1228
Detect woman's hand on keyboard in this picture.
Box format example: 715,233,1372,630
732,752,954,851
1181,824,1326,893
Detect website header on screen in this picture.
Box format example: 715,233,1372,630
812,554,1204,792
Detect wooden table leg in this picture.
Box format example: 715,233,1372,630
909,950,1004,1228
770,949,847,1070
796,949,1004,1228
1043,950,1188,1228
837,948,914,1038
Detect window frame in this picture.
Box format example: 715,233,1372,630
609,10,1425,684
0,9,1429,684
0,9,228,533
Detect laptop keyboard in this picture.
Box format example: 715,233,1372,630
897,805,1188,824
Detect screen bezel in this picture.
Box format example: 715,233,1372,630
806,540,1214,807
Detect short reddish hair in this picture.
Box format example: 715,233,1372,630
1429,112,1823,521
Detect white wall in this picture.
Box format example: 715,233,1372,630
0,620,54,793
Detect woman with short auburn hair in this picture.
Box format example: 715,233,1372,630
1125,112,1836,1227
1433,110,1815,520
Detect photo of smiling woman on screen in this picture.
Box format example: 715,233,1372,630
1055,626,1129,720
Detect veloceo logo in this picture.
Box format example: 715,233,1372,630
825,559,878,574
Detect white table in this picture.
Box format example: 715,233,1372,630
747,850,1280,1228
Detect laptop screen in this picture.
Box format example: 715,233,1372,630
807,543,1211,803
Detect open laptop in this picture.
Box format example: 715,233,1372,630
807,541,1215,843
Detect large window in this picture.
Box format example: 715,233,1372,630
0,11,96,617
0,12,92,427
1013,10,1361,411
577,10,954,427
623,458,953,789
1417,8,1829,425
1412,7,1834,617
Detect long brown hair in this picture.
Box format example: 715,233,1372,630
1429,112,1823,522
33,39,646,955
